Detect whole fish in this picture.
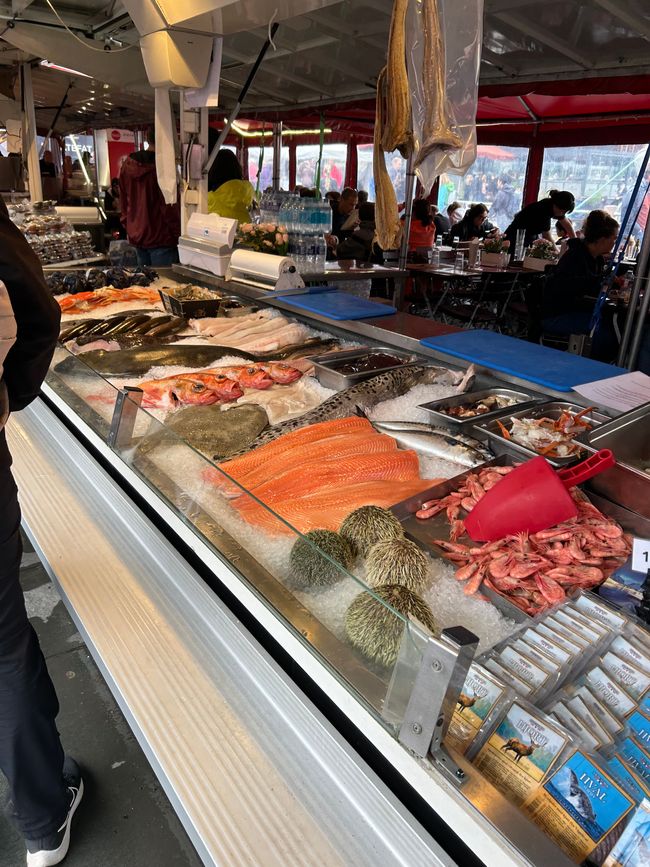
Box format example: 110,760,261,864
241,365,469,453
139,372,244,409
55,344,259,378
138,404,269,461
364,417,491,457
366,422,489,468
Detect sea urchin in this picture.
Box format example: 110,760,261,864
365,538,429,593
288,529,354,590
339,505,404,558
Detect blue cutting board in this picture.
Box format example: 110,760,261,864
419,330,628,392
280,291,397,320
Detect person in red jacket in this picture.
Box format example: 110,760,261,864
119,129,180,267
0,193,84,866
402,198,436,253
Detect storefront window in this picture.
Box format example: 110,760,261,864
539,144,648,236
437,145,529,231
296,143,347,191
357,144,406,204
247,145,289,191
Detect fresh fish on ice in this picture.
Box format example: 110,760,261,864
240,365,472,453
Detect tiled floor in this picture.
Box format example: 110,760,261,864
0,536,204,867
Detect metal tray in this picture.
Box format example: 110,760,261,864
390,455,530,623
218,296,259,317
583,401,650,517
310,346,417,390
418,387,543,433
478,401,610,468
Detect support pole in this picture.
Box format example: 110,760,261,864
397,152,416,272
20,63,42,203
272,121,282,191
617,215,650,367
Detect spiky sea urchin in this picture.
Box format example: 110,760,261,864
288,529,354,590
365,538,429,592
339,505,404,558
345,583,438,668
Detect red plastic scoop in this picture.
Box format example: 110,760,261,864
464,449,616,542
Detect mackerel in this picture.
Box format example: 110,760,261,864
365,417,491,457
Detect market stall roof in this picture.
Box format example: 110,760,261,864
0,0,648,131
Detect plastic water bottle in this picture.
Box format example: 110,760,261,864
436,235,443,248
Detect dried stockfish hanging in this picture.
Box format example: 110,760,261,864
374,69,403,250
416,0,463,166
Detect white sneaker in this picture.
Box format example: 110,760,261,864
26,758,84,867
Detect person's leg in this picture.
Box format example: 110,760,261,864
0,457,69,840
135,247,152,266
148,246,179,267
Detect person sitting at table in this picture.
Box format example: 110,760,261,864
447,201,462,226
336,202,382,264
542,209,619,360
401,198,435,255
505,189,576,249
433,204,451,238
448,202,491,242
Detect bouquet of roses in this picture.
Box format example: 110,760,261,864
482,235,510,254
235,223,289,256
527,238,558,260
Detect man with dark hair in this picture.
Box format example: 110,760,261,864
0,194,83,866
119,126,181,267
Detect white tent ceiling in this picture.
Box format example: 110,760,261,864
0,0,648,132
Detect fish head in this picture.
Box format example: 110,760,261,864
140,376,224,409
236,366,275,390
205,374,244,401
265,363,302,384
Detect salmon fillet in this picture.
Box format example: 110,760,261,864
213,432,398,496
217,416,373,479
232,479,440,536
248,450,421,504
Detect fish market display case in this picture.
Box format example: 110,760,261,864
30,266,650,867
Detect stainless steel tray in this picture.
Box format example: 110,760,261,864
478,401,610,468
390,455,530,623
310,346,417,390
584,401,650,517
218,296,259,317
418,387,543,433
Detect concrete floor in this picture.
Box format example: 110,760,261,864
0,535,204,867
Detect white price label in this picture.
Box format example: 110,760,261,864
632,537,650,574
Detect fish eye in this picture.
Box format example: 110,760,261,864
191,382,205,392
246,367,256,374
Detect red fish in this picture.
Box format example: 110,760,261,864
139,372,243,409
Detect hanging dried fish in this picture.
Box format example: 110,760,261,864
416,0,463,164
374,69,403,251
380,0,412,157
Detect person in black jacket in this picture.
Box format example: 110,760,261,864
542,209,619,360
448,202,492,242
505,189,576,249
0,194,84,866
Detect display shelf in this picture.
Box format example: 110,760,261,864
8,400,450,867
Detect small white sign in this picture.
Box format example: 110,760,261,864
632,537,650,574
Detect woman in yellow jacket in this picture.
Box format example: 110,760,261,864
207,149,254,224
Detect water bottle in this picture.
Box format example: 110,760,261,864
622,268,635,303
430,248,440,267
436,235,443,248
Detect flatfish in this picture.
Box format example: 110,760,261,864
140,404,269,461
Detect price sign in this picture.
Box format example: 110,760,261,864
632,537,650,574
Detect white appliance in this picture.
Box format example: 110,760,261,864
177,212,237,276
226,249,304,292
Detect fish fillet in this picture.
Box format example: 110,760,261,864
231,479,439,536
246,450,421,503
214,432,398,496
218,417,373,479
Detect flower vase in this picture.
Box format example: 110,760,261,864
481,252,503,268
523,255,554,271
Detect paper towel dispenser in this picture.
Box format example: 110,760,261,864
226,249,305,292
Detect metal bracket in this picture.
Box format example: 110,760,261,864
107,387,143,450
390,624,478,784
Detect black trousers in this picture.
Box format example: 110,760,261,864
0,435,68,839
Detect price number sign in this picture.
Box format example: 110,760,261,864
632,537,650,574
